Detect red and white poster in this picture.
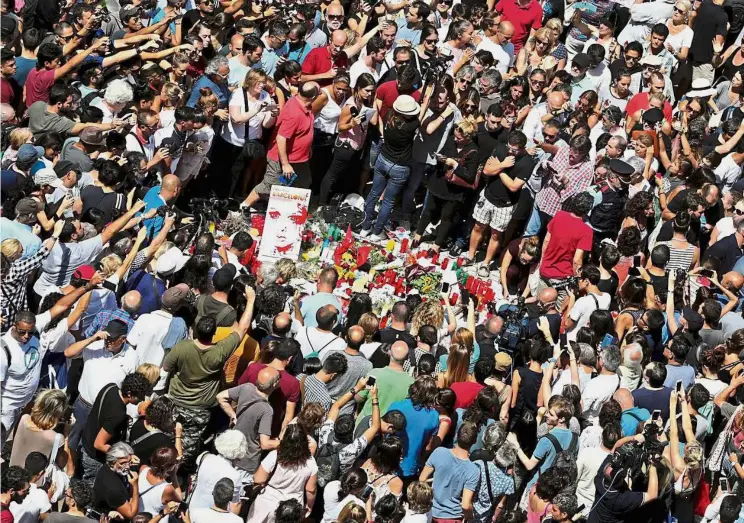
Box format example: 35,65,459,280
258,185,311,261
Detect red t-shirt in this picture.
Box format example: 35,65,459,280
25,67,56,108
267,96,315,164
238,362,301,437
495,0,543,53
624,92,673,123
301,46,350,87
540,210,593,279
0,77,17,105
1,503,14,523
375,81,422,121
451,381,485,410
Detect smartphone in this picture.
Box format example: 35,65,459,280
600,333,615,350
572,1,598,11
441,282,450,294
676,380,683,394
359,112,368,123
360,484,374,501
560,333,568,350
367,376,376,387
101,280,117,292
698,276,712,288
699,268,714,278
278,172,297,186
721,477,730,492
651,410,661,422
633,255,642,267
263,103,279,111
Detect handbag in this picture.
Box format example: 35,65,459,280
444,149,480,190
241,88,267,159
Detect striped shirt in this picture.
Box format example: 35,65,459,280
656,240,696,271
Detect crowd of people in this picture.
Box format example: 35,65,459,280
7,0,744,520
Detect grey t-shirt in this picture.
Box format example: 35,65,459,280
61,138,94,172
321,350,372,415
47,513,97,523
28,101,76,138
227,382,273,474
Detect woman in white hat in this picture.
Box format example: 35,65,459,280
360,93,422,241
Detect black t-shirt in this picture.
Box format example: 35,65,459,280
587,456,646,523
598,271,619,297
93,463,130,513
181,9,205,35
82,385,128,462
484,145,535,207
475,122,508,166
656,218,700,245
81,185,127,224
689,0,729,64
129,418,174,466
378,327,416,350
704,233,743,273
381,118,419,165
526,313,561,340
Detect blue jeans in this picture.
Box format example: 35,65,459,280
362,154,410,234
368,137,384,170
523,204,543,237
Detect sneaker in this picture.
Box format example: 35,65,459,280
360,229,371,238
477,264,491,278
459,254,475,266
369,233,385,242
449,244,464,257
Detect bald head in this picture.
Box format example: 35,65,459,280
547,91,564,111
538,288,558,307
0,103,15,123
390,341,409,365
273,312,291,336
161,174,181,201
497,21,514,42
486,316,503,336
347,325,365,350
256,366,281,394
612,388,634,410
230,34,244,55
723,271,744,292
330,30,348,55
327,3,344,16
121,291,142,315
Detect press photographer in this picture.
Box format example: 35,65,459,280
141,174,191,239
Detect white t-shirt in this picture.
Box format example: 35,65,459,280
582,373,621,425
566,292,611,342
575,446,611,515
664,24,694,56
33,237,104,297
90,99,117,123
10,484,52,523
188,454,242,513
190,507,243,523
715,153,743,192
322,481,364,523
221,90,271,146
160,108,176,130
76,343,138,404
295,327,346,357
127,310,175,367
349,59,380,87
475,34,514,74
714,216,736,243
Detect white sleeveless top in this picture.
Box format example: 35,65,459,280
138,467,169,522
314,88,345,134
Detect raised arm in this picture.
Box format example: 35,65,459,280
233,286,256,338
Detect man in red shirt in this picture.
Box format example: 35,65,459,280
624,72,674,123
25,38,108,109
0,466,31,523
301,30,350,87
493,0,542,54
539,191,594,305
374,64,421,121
0,50,20,109
242,81,319,209
237,340,300,437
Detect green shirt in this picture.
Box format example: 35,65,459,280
355,367,414,428
163,332,241,408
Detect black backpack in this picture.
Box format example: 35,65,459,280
539,432,579,476
316,440,342,488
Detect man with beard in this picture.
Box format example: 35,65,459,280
1,467,30,523
125,109,171,171
301,29,350,87
587,159,634,250
79,369,152,487
91,443,141,519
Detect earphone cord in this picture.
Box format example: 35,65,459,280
585,468,625,518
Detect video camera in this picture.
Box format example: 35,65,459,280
608,423,667,487
493,296,528,352
553,276,579,292
421,52,455,89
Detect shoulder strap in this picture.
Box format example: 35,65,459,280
98,384,118,421
131,428,164,447
480,459,494,503
544,433,564,458
568,433,579,455
590,293,599,310
151,274,161,310
235,398,265,422
625,411,644,422
185,451,210,503
300,376,307,404
214,304,233,326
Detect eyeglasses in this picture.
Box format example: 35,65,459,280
327,14,344,20
735,208,744,216
395,60,408,66
544,132,558,140
464,103,477,109
16,328,33,336
673,6,685,12
425,38,438,44
625,54,640,62
531,79,545,85
458,78,473,85
536,39,550,45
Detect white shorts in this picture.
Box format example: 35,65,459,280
472,191,516,232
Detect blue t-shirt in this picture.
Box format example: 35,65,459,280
186,76,230,107
621,407,650,437
663,364,696,390
526,427,576,490
300,292,345,328
124,269,167,315
425,447,480,519
13,56,37,87
395,18,423,46
141,185,166,240
390,398,439,477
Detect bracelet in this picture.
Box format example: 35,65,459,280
350,388,359,395
372,401,379,406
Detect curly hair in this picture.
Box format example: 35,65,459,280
408,375,438,410
700,345,726,373
121,373,153,403
616,226,643,257
534,467,570,501
410,300,444,336
277,424,311,468
177,254,211,293
145,397,176,433
624,191,653,225
149,447,178,478
68,479,92,509
275,499,303,523
462,387,500,431
258,284,287,316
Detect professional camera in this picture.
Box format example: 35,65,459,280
421,53,454,89
553,276,579,292
94,5,111,23
493,296,528,352
608,423,667,486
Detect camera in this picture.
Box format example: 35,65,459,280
493,296,528,352
553,276,579,292
608,422,667,487
94,5,111,23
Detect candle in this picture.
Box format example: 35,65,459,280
386,239,395,252
401,238,410,253
441,258,449,270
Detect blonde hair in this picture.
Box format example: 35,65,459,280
31,389,67,431
649,92,666,106
358,312,379,342
636,133,654,148
410,300,445,336
452,327,474,352
545,18,562,36
442,343,470,387
276,258,297,281
675,0,692,17
136,363,160,385
161,82,183,107
684,440,704,469
243,69,268,91
99,254,123,278
338,501,366,523
9,128,33,150
456,119,477,139
197,88,220,114
1,239,23,262
534,27,554,47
